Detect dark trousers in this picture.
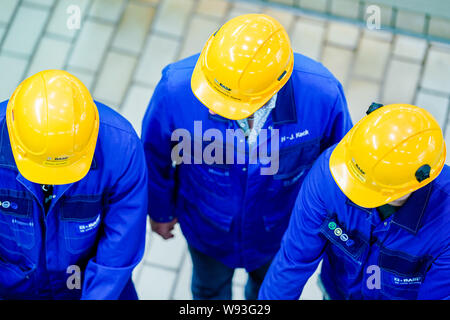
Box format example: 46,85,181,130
119,278,138,300
188,245,272,300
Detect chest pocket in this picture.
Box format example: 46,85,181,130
60,195,104,254
199,162,232,187
378,247,433,299
274,138,320,185
184,156,233,202
320,215,369,278
0,189,35,250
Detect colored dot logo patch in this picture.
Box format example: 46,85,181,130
328,220,353,246
1,201,11,209
0,200,18,210
340,234,349,242
334,228,342,237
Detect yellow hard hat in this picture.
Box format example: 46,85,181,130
6,70,99,185
191,14,294,120
330,103,446,208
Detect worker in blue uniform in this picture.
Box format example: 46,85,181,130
142,14,353,300
259,103,449,300
0,70,148,299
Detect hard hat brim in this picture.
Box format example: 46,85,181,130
191,60,270,121
13,146,96,185
330,138,397,209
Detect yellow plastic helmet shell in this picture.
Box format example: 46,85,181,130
6,70,99,185
330,104,446,208
191,13,294,120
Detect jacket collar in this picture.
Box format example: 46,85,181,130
0,119,18,171
391,182,433,235
207,78,297,125
0,119,97,171
272,78,297,125
345,182,433,235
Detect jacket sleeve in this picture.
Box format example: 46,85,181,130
81,137,148,300
321,82,353,152
141,68,177,223
417,245,450,300
258,155,329,300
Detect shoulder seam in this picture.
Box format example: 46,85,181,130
293,68,336,81
100,121,137,138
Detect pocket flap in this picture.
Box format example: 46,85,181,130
379,247,433,278
0,189,32,218
61,195,103,221
320,215,368,262
274,138,320,180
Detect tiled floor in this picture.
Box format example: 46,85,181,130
0,0,449,300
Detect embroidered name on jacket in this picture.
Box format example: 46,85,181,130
280,129,309,143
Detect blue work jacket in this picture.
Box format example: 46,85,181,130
259,146,450,300
141,53,353,271
0,100,148,299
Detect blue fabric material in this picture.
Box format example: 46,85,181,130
141,53,353,271
259,145,450,300
0,100,148,300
